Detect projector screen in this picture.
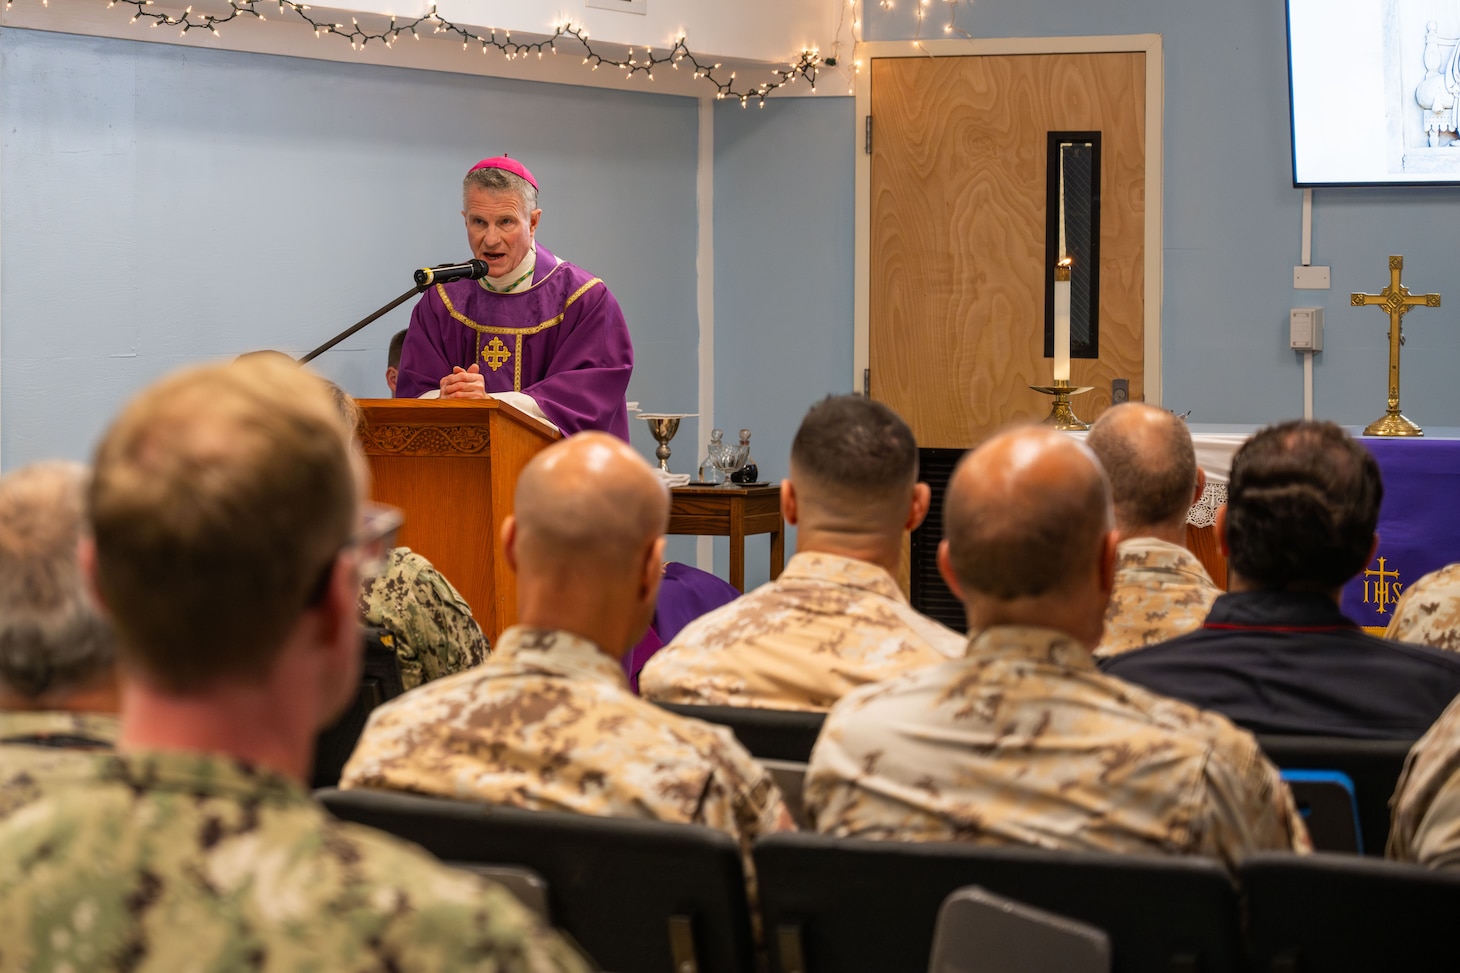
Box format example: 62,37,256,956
1289,0,1460,186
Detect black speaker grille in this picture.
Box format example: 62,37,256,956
910,447,970,634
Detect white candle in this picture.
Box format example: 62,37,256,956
1054,144,1072,383
1054,265,1071,382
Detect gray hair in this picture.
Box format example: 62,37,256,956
0,462,115,698
463,165,539,214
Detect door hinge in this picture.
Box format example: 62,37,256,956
863,368,871,395
865,115,873,155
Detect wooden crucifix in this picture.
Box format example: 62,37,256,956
1351,255,1441,437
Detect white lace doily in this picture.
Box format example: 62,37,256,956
1187,483,1227,528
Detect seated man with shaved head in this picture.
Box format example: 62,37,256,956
640,395,964,712
342,432,793,852
1085,403,1219,657
804,425,1308,866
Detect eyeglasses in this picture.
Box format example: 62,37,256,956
353,502,404,579
304,502,404,606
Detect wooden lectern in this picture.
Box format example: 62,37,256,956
354,399,560,641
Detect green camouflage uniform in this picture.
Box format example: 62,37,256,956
0,749,590,972
0,711,120,822
360,547,491,690
0,710,119,750
806,625,1311,869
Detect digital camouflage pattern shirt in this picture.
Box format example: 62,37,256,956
641,552,965,712
1385,562,1460,653
805,625,1310,869
0,749,590,973
1388,692,1460,867
342,625,792,857
360,547,492,690
0,710,120,822
1095,537,1221,659
0,709,119,750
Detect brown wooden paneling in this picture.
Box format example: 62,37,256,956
356,399,559,641
870,52,1146,448
1186,522,1229,592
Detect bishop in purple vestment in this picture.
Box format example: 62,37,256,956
395,157,633,441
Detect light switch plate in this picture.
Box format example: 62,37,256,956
1294,265,1331,289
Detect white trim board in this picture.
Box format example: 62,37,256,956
695,98,715,571
851,34,1165,407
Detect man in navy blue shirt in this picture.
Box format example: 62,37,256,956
1102,420,1460,740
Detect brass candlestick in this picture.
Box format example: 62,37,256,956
1029,380,1095,430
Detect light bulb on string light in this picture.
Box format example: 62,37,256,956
29,0,820,103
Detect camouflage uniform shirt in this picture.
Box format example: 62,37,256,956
1095,537,1220,659
805,625,1310,868
640,552,965,712
0,749,588,973
0,709,119,750
1389,692,1460,867
360,546,491,690
0,711,121,822
1385,562,1460,653
342,625,792,855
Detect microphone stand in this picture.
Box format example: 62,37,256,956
297,283,425,365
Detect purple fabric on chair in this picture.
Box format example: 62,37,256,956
622,562,743,693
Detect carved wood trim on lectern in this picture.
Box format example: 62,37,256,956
358,424,492,456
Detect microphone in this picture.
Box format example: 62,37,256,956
414,260,490,288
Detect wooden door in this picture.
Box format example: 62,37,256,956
869,52,1146,447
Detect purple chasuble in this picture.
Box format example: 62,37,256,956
622,563,742,693
396,244,633,440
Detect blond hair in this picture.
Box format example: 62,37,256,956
89,357,359,692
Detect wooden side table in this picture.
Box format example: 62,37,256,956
669,484,785,592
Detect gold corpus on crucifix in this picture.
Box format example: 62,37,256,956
1351,255,1441,437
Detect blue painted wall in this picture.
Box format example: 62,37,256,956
711,96,857,587
866,0,1460,426
0,28,700,475
14,0,1457,590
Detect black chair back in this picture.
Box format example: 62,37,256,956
1280,771,1362,853
1241,851,1460,972
1255,735,1414,857
317,787,757,973
655,702,825,762
311,627,405,789
753,832,1244,973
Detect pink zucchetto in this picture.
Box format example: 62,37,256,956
468,156,538,190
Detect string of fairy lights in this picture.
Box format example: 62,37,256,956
8,0,979,101
9,0,828,107
826,0,972,91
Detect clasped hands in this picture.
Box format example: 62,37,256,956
440,364,489,399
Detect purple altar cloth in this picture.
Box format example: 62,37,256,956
1342,436,1460,630
395,244,633,440
623,562,742,693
